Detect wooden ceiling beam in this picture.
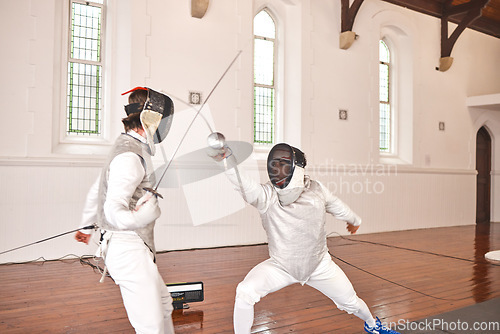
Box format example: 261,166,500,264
446,1,484,16
337,0,496,67
341,0,365,32
381,0,499,38
439,0,489,71
339,0,365,49
381,0,443,17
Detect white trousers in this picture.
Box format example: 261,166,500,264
102,232,175,334
233,252,374,333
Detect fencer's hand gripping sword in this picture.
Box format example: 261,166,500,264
143,50,243,199
206,132,248,203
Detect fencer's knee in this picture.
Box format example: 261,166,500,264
235,282,261,306
234,297,253,311
335,294,363,314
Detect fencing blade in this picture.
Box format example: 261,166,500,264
154,140,253,188
0,224,96,256
152,50,242,192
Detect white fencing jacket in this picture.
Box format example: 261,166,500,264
226,168,361,282
80,131,156,253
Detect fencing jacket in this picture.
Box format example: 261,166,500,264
226,168,361,282
81,131,157,255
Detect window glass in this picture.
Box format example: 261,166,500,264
67,0,104,136
253,9,276,144
379,40,391,152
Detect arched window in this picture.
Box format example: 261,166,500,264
66,0,105,136
374,16,414,164
379,40,391,152
253,9,276,144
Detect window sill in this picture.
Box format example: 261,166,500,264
53,137,113,156
379,153,411,165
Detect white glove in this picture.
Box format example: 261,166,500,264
133,194,161,227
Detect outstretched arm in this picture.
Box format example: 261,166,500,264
224,165,271,213
206,133,271,212
75,176,100,244
316,181,361,234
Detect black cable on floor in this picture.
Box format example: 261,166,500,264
328,232,500,267
328,251,461,301
327,232,499,301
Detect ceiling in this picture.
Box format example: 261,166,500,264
382,0,500,38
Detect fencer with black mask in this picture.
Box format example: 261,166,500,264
213,142,399,334
75,87,176,334
267,143,306,205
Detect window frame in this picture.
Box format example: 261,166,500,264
65,0,105,138
371,13,415,165
379,39,393,154
253,8,278,146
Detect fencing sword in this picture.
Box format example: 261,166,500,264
0,224,96,256
163,91,215,134
0,51,244,256
144,50,244,199
160,90,250,201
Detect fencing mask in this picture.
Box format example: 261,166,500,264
267,143,307,205
122,87,174,155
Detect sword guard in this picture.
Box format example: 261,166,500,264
143,187,164,199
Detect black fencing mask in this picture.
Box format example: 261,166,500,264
267,143,307,205
267,143,306,189
122,87,174,155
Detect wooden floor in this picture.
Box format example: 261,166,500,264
1,224,499,334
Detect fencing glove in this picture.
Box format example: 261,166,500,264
133,193,161,227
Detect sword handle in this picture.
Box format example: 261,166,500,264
143,187,164,199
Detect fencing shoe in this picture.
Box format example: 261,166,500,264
364,317,400,334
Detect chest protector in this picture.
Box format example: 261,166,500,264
96,134,157,255
260,178,328,282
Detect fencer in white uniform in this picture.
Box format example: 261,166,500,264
218,143,399,334
75,88,176,334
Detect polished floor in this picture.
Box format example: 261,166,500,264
0,224,499,333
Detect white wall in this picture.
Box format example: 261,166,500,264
1,0,499,264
